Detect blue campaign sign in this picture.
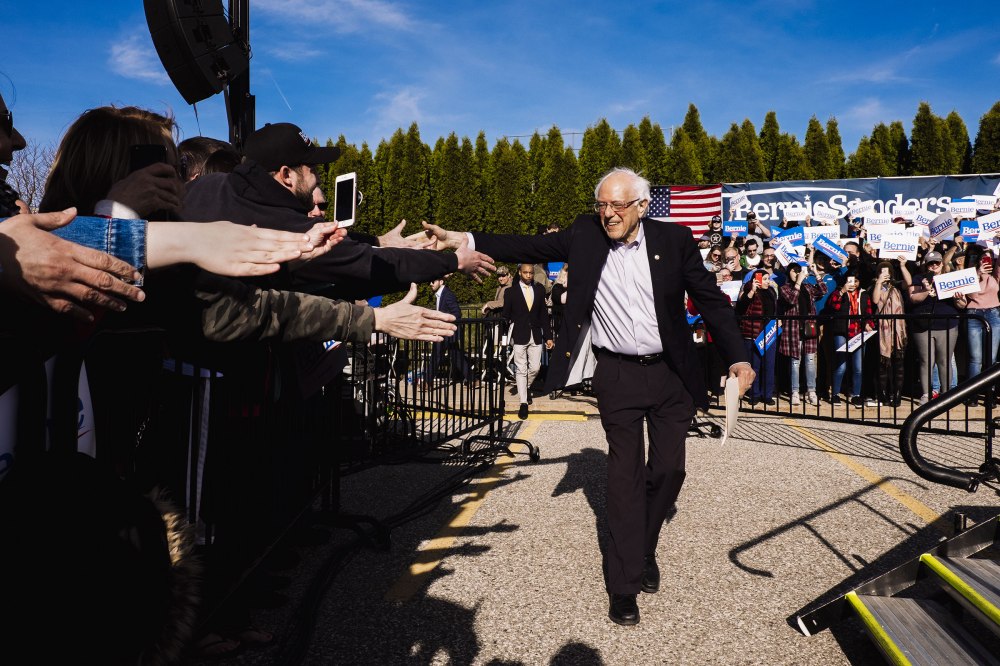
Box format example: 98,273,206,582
723,220,748,237
774,225,805,247
813,235,849,265
960,219,980,241
754,319,781,356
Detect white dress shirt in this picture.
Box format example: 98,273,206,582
590,222,662,355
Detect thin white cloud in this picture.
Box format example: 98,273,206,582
260,45,325,63
825,47,921,84
108,33,170,85
609,99,648,115
371,86,426,137
841,98,889,131
255,0,418,33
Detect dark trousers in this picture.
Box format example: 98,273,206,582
591,354,694,594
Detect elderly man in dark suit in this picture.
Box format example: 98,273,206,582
504,263,553,419
423,167,754,626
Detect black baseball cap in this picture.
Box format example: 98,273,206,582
243,123,341,171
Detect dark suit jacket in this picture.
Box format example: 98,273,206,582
503,281,551,345
473,215,748,408
436,285,462,320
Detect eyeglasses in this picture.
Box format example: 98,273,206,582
0,110,12,137
315,201,329,211
593,198,640,214
709,253,721,259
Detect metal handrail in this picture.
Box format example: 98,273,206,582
899,361,1000,492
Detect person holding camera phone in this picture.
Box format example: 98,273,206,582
183,122,496,301
778,260,826,406
736,268,779,406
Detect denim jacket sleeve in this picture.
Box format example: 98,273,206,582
48,216,148,284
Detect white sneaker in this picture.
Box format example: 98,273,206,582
919,394,929,405
807,392,819,406
865,398,878,407
790,393,801,406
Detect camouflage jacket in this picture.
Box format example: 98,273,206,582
193,271,375,343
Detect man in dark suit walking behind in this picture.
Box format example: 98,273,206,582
424,275,472,388
422,168,754,626
504,264,553,419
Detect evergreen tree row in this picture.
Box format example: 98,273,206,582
315,100,1000,306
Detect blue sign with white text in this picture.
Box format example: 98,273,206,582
723,220,748,237
754,320,781,356
813,235,849,265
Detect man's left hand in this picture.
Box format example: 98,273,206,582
729,362,755,395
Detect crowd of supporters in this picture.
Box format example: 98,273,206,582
693,202,1000,407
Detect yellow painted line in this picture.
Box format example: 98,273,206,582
784,418,941,528
385,419,543,602
505,412,588,421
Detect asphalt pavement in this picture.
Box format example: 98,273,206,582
185,392,1000,666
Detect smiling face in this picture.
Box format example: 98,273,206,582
596,172,646,244
0,93,27,182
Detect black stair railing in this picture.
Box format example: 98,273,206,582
899,356,1000,492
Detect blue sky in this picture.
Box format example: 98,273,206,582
6,1,1000,161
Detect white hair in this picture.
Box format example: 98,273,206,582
593,167,651,202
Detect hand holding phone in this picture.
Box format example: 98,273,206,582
129,144,168,173
334,172,358,228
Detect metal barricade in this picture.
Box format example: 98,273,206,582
340,317,535,468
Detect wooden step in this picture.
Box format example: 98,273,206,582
847,593,999,666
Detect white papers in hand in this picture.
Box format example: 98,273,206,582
721,376,741,446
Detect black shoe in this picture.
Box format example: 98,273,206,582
964,397,978,407
747,397,759,406
850,396,864,408
527,394,533,405
641,556,660,594
518,403,528,420
608,593,640,626
763,398,776,407
830,395,842,405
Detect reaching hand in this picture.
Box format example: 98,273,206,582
105,163,183,218
420,221,467,250
0,209,145,321
147,221,317,276
545,339,554,350
372,283,458,341
379,220,436,249
296,221,347,261
455,235,496,283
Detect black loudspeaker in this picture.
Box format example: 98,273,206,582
144,0,249,105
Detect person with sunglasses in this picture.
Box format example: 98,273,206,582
419,167,754,626
309,186,328,219
703,245,724,272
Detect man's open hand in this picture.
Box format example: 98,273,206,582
373,283,458,341
455,235,495,283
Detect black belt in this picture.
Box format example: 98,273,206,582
593,347,664,366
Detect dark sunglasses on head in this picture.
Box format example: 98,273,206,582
0,110,12,137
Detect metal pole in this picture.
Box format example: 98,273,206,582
228,0,254,150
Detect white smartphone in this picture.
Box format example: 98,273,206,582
334,172,357,227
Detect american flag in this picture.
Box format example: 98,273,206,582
647,184,723,237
